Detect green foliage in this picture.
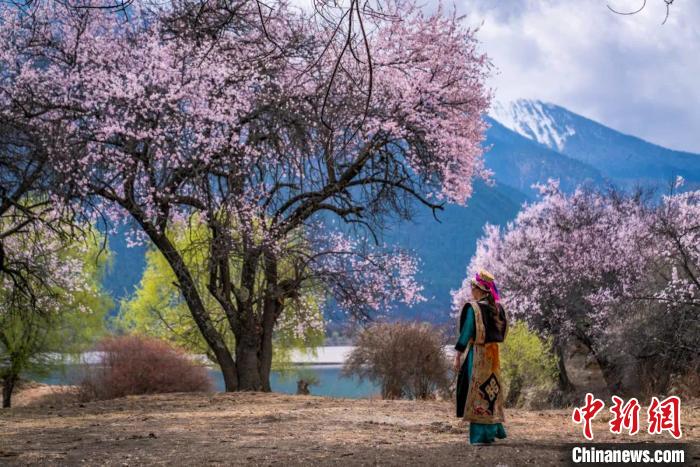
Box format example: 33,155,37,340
115,241,226,357
53,234,113,353
0,228,112,406
499,321,559,407
116,217,324,370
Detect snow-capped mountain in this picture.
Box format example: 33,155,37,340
490,99,700,188
483,117,603,194
490,99,577,152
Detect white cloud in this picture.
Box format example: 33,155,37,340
454,0,700,153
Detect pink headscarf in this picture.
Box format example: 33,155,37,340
473,270,500,303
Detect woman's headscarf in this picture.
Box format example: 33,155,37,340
471,269,500,303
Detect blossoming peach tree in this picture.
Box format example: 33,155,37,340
0,0,492,390
457,181,699,394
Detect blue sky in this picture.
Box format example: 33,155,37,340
456,0,700,153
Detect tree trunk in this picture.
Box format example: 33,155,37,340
232,297,278,392
592,352,623,395
236,332,263,391
2,374,17,408
234,318,275,392
555,342,575,393
140,222,239,391
214,347,238,392
258,276,280,391
576,332,623,395
258,253,283,392
258,315,275,393
159,242,238,391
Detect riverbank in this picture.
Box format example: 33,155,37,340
1,390,697,466
29,346,382,399
27,363,381,399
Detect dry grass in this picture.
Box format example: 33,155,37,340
4,382,80,408
1,391,698,466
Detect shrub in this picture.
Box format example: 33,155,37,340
342,322,451,400
500,321,559,407
79,335,212,400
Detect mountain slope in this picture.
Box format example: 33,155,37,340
491,99,700,187
483,117,604,194
383,180,528,320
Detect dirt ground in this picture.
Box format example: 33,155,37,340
1,387,698,466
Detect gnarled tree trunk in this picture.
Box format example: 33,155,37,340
234,318,264,391
231,286,282,391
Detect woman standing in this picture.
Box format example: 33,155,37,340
454,269,508,445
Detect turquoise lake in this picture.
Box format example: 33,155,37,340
211,366,380,398
35,364,380,399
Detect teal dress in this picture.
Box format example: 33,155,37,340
455,304,507,444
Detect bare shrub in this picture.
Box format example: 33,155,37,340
79,335,212,400
342,322,451,400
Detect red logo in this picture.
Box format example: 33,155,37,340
572,393,605,440
648,396,682,439
609,396,640,435
573,394,684,440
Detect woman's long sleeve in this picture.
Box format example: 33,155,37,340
455,305,476,353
